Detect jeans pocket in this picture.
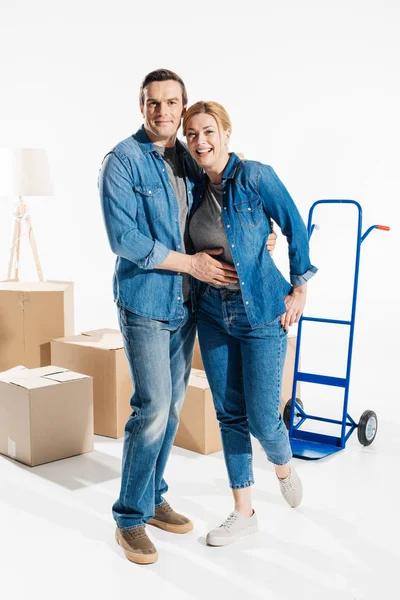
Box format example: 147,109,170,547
118,304,142,328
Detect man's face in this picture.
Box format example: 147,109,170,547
140,80,185,142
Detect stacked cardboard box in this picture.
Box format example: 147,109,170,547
174,368,221,455
51,329,132,438
192,335,300,408
175,335,300,455
0,280,74,371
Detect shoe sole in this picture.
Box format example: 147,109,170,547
147,518,194,534
206,525,258,547
115,531,158,564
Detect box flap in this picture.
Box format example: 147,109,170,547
44,371,90,383
189,369,209,390
23,366,69,378
7,377,57,390
0,365,82,389
81,329,124,350
0,280,72,293
191,368,208,379
52,329,124,350
0,365,27,381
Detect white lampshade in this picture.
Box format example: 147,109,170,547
0,148,53,197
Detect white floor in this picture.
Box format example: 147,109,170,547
1,419,399,600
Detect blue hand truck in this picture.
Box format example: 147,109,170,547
283,199,390,460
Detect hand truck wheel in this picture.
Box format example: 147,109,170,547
283,398,304,429
357,410,378,446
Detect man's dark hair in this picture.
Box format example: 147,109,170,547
139,69,188,106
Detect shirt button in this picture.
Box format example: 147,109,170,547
227,224,230,228
148,190,152,195
246,301,249,305
177,245,181,249
231,244,235,248
224,207,227,210
177,296,181,300
241,282,244,285
248,207,251,211
162,168,165,172
236,262,240,266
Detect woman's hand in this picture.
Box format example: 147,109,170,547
189,249,239,285
266,230,277,255
281,283,307,331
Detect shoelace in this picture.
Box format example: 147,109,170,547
220,512,239,531
157,501,173,514
126,527,147,540
279,473,296,491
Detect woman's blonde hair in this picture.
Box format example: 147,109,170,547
183,101,232,136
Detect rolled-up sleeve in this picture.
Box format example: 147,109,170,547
258,165,317,286
98,152,170,269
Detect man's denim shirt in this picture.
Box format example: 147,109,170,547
191,152,317,328
99,129,316,326
99,126,201,320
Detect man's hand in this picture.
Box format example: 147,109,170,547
281,283,307,331
189,249,239,285
266,230,277,255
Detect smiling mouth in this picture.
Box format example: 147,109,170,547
196,149,212,155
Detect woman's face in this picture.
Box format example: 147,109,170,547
185,113,230,170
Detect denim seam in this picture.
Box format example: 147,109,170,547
230,481,254,489
240,360,254,485
274,334,292,465
120,350,146,511
118,523,146,531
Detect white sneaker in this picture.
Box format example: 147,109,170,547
206,510,258,547
277,467,303,508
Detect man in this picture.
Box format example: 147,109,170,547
99,69,277,564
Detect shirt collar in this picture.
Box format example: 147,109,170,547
221,152,241,180
133,125,188,156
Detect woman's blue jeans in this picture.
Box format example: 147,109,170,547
197,286,292,489
112,302,196,529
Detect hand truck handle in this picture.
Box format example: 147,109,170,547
361,224,390,242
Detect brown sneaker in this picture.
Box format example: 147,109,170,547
115,526,158,564
148,501,194,534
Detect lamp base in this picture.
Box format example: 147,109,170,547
7,196,44,282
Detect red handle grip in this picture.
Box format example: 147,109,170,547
377,225,390,231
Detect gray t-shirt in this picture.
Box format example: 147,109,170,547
154,145,190,303
189,180,240,290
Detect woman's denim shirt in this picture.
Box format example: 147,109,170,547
191,152,317,328
99,126,201,320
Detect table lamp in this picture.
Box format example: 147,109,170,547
0,148,53,282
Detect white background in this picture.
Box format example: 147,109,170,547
0,1,398,414
0,1,400,598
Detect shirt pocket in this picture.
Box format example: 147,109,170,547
134,183,164,222
234,198,263,228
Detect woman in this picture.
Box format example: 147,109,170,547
183,101,317,547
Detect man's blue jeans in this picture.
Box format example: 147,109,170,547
197,286,292,489
112,302,196,529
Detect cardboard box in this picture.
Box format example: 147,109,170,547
0,365,93,467
192,335,300,412
192,336,204,370
50,329,132,438
0,280,74,371
174,368,221,455
281,334,301,410
179,336,301,455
